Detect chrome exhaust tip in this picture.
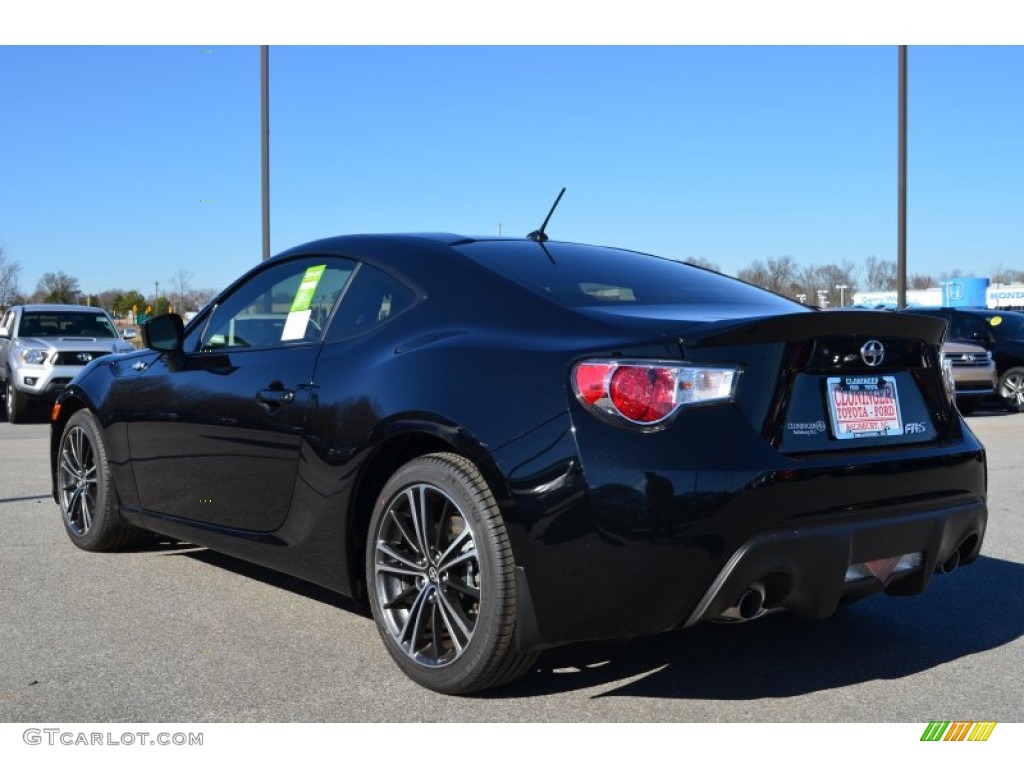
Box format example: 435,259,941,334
716,582,767,622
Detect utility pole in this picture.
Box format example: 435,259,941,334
897,45,908,310
261,45,270,261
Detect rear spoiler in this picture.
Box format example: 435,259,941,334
688,310,947,347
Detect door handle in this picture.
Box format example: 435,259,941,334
256,387,295,411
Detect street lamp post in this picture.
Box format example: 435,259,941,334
835,283,848,307
796,293,807,304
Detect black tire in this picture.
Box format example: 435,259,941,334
6,382,30,423
998,367,1024,412
57,410,139,551
366,452,537,694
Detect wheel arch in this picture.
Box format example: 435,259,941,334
346,419,514,600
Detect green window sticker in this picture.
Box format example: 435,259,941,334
290,265,327,313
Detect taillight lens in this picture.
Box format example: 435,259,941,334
572,360,739,428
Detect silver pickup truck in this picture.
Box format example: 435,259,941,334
0,304,135,423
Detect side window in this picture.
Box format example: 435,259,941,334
198,257,355,352
325,264,417,342
950,314,990,343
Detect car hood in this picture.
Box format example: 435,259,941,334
16,336,134,354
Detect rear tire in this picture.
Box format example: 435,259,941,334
366,452,537,694
57,410,139,551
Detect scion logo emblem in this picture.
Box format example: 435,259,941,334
860,340,885,367
76,353,94,363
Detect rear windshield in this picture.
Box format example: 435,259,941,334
19,311,119,339
458,240,804,311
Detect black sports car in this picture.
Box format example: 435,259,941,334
50,234,987,694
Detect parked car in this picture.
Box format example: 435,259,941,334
904,307,1024,411
940,340,998,414
50,234,987,694
0,304,135,423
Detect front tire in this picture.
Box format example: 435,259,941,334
57,410,139,551
6,383,30,423
366,453,536,694
998,367,1024,412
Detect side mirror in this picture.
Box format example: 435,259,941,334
142,313,184,353
122,327,138,340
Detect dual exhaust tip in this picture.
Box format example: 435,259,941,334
714,536,971,624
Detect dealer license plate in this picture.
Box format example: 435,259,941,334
826,376,903,439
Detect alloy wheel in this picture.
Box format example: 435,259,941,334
1002,371,1024,408
59,425,98,536
373,483,481,668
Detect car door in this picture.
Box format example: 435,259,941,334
126,256,356,531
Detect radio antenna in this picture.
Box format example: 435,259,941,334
527,187,566,243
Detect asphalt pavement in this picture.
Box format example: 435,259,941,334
1,409,1022,722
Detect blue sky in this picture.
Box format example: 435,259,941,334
1,42,1022,298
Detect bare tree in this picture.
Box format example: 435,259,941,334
683,256,721,272
0,246,22,309
737,255,800,296
798,261,859,308
909,273,937,290
169,269,195,314
863,256,897,291
989,264,1024,284
35,271,81,304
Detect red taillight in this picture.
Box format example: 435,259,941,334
572,359,739,429
609,366,676,423
574,362,612,406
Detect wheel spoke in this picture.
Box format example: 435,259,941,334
383,584,419,610
376,541,421,572
408,486,435,564
437,527,472,569
445,577,480,601
80,491,93,531
399,584,432,651
438,548,477,575
387,507,420,556
59,451,78,478
375,561,422,579
435,588,472,648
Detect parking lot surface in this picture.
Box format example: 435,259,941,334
1,410,1022,722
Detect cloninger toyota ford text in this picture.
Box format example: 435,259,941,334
51,233,987,694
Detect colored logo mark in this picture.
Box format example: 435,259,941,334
921,721,997,741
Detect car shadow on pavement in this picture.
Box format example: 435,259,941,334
171,547,372,617
490,555,1024,700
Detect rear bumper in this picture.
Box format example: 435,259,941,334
682,497,986,627
498,407,988,652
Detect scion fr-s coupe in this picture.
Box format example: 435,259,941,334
51,233,987,694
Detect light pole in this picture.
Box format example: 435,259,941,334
796,293,807,304
835,283,848,307
817,289,829,309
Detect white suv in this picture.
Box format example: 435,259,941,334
0,304,135,423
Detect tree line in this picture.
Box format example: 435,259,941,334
0,249,216,320
3,245,1022,316
687,255,1024,307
